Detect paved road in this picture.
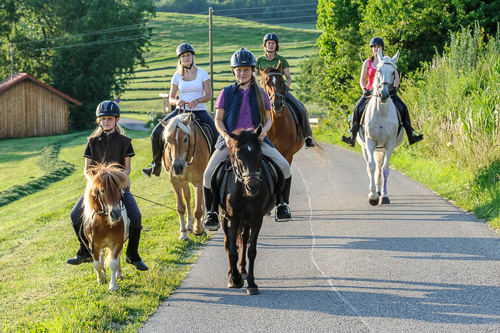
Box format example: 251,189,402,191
140,144,500,332
119,117,150,132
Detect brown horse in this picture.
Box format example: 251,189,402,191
217,126,275,295
83,163,130,291
260,63,304,164
160,113,210,240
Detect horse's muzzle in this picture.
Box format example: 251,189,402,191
109,206,122,223
172,162,184,176
245,179,261,196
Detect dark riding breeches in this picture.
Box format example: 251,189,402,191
70,191,142,229
285,92,313,137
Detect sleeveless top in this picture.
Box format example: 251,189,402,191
365,60,377,91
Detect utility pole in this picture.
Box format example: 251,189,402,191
10,43,14,78
209,7,213,114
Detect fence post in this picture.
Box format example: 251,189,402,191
209,7,214,115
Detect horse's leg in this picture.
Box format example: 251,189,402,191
181,181,194,234
116,249,124,280
246,218,263,295
380,148,395,204
364,141,379,205
192,182,205,237
239,225,249,278
374,151,383,196
225,218,243,289
171,179,188,241
108,246,122,291
92,245,107,285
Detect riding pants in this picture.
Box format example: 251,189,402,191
150,109,218,157
203,141,291,189
285,92,313,137
70,190,142,230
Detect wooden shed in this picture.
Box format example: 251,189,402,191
0,73,81,139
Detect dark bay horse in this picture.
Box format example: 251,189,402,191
160,113,210,240
83,163,130,291
217,126,275,295
260,63,304,164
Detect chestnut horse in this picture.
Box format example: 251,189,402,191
160,113,210,240
260,63,303,164
217,126,276,295
83,163,130,291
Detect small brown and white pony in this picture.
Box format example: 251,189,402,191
160,113,210,240
83,163,130,291
260,63,304,164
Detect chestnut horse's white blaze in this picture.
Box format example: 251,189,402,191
160,113,210,240
357,49,404,205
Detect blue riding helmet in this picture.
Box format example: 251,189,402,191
96,101,120,118
231,48,256,67
369,37,384,47
176,43,195,57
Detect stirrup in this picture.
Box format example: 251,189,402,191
275,203,292,222
204,211,220,231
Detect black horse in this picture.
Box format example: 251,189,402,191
215,126,276,295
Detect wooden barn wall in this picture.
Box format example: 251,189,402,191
0,80,68,138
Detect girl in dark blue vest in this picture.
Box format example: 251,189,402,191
202,49,292,231
66,101,148,271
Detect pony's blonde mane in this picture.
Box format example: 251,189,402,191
83,163,130,228
163,114,192,142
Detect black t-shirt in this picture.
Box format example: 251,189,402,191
83,131,135,168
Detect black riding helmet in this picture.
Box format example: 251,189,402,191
230,48,256,68
176,43,195,57
263,33,280,52
369,37,384,47
96,100,120,118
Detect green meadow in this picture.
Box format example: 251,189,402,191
119,12,321,117
0,13,320,332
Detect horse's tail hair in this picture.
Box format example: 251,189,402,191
311,136,328,166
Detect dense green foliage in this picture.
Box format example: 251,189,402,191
308,0,500,112
0,0,155,129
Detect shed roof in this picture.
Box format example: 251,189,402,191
0,73,81,105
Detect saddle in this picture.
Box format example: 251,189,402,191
210,156,285,208
192,116,215,154
284,96,302,142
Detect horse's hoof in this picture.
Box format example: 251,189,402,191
380,197,390,204
108,285,117,292
179,234,190,241
377,191,381,196
193,228,205,237
247,287,260,295
240,272,248,280
368,198,379,206
228,278,244,289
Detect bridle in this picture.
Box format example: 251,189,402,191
165,112,197,169
92,189,109,219
372,62,396,99
230,150,262,186
261,71,286,110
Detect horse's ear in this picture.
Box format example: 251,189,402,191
183,112,192,125
276,60,282,72
254,124,263,136
376,48,383,62
392,50,400,63
159,119,168,127
226,130,237,139
259,66,265,74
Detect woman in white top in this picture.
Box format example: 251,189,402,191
142,43,217,177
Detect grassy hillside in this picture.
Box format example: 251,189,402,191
119,12,321,117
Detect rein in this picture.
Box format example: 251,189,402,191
230,151,262,185
91,190,109,219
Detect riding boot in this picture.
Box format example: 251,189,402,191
203,186,220,231
276,176,292,222
400,110,423,145
66,223,92,265
341,122,359,147
125,228,148,271
142,126,163,177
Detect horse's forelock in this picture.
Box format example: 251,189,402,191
228,129,260,154
165,115,192,139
